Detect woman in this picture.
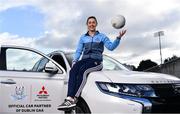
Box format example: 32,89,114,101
58,16,126,110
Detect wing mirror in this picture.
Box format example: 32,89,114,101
45,61,58,74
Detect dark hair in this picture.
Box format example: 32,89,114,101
86,16,98,25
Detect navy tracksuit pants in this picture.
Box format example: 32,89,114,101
67,58,103,98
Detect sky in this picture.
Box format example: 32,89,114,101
0,0,180,67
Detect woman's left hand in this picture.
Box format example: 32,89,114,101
119,29,127,38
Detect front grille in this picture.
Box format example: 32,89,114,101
149,97,180,113
151,84,179,98
146,84,180,113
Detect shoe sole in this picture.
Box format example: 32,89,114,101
57,104,76,111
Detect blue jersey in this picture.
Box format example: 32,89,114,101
73,31,121,62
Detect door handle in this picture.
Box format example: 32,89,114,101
1,79,16,84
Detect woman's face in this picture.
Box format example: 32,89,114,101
87,18,97,32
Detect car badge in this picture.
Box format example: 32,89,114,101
11,86,27,100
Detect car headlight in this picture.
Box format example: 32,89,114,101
96,82,157,98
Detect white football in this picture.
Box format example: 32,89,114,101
111,15,126,29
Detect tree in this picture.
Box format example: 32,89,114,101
164,55,178,63
136,59,158,71
123,63,136,71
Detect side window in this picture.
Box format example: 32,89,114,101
65,53,74,67
32,60,41,71
6,48,45,72
36,58,49,72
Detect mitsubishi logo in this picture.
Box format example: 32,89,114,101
35,86,51,101
39,86,48,94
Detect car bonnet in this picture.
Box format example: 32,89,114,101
91,70,180,84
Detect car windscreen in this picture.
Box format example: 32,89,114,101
65,53,129,71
